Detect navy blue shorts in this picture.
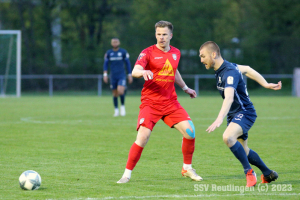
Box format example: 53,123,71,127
227,110,257,140
110,76,126,90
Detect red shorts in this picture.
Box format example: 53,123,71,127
136,103,191,131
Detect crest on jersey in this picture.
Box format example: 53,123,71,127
138,53,146,60
227,76,234,84
158,59,174,76
118,52,122,56
139,118,145,124
172,54,177,60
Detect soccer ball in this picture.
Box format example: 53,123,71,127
19,170,42,190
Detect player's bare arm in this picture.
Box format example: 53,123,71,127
206,87,234,133
103,70,108,83
127,74,133,84
237,65,282,90
175,70,197,98
132,64,153,81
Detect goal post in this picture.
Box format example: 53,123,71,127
0,30,21,97
292,68,300,97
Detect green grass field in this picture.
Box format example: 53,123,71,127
0,95,299,200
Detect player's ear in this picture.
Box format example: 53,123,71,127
170,33,173,40
212,52,216,59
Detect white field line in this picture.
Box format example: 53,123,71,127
20,117,82,124
19,116,300,125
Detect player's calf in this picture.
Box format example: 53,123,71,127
186,120,195,139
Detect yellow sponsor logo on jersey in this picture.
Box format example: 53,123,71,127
158,59,174,76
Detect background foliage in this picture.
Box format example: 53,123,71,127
0,0,299,76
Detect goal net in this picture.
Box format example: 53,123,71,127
0,30,21,97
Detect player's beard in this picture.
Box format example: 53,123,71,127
207,55,216,69
113,45,119,50
210,59,215,69
205,58,215,70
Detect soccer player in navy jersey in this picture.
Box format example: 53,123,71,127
199,41,281,187
103,38,132,117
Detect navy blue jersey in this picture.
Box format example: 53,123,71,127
103,48,131,78
215,60,255,116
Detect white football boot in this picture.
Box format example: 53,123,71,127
120,105,126,116
113,108,119,117
181,168,203,181
117,177,130,184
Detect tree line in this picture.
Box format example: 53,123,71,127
1,0,299,77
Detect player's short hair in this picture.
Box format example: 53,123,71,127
155,21,173,32
200,41,221,57
111,37,119,41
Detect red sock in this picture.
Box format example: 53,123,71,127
182,137,195,164
125,142,144,170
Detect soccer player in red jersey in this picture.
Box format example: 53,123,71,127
117,21,203,183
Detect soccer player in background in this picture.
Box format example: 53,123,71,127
103,38,132,117
199,41,281,187
117,21,203,183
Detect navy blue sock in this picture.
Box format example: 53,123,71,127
248,149,272,176
113,97,118,108
120,94,125,106
230,141,252,174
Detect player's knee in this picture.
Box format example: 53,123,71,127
118,90,124,96
185,120,195,139
136,131,151,147
136,136,148,147
139,134,149,142
112,91,118,97
223,134,235,147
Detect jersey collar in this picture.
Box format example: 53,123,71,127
215,60,227,74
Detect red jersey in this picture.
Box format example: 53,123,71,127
135,45,181,110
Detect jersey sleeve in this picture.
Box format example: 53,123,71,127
231,62,237,67
224,70,240,89
123,50,132,74
135,49,149,69
103,51,110,71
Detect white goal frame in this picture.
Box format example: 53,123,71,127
0,30,21,97
293,68,300,97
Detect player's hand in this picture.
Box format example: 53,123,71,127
142,70,153,81
184,88,197,98
206,118,223,133
128,75,133,84
103,76,108,83
265,81,282,90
